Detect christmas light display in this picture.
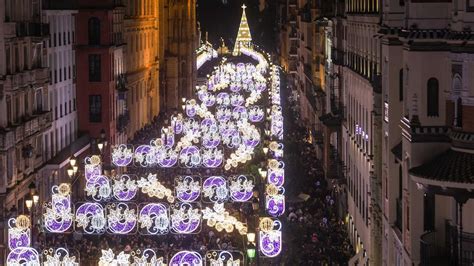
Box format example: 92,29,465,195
7,216,40,266
34,14,285,263
259,219,283,258
43,183,73,233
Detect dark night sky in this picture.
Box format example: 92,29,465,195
197,0,277,52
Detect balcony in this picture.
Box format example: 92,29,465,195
420,221,474,266
7,22,50,38
327,146,346,179
115,74,128,95
5,68,49,91
116,111,130,133
0,130,15,150
331,48,345,66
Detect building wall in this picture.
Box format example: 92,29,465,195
341,10,382,265
42,10,78,161
75,2,127,153
124,0,160,139
0,0,51,211
160,0,197,111
380,1,474,265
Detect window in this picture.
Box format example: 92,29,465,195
23,46,28,70
88,17,101,45
399,69,403,101
455,97,463,127
423,193,435,231
88,54,101,81
89,95,102,122
427,78,439,117
6,45,11,74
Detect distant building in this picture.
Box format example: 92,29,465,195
75,0,128,159
124,0,160,138
277,0,322,150
159,0,197,111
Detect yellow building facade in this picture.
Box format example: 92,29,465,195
124,0,161,138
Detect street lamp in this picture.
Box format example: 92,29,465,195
69,155,77,167
258,168,267,181
67,167,74,179
246,232,256,243
32,195,39,206
246,242,256,262
97,142,104,152
252,197,259,212
28,182,36,195
25,198,33,211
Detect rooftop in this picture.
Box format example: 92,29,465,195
410,148,474,184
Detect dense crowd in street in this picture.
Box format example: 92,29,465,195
282,85,353,265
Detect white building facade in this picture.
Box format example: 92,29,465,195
42,10,78,162
381,0,474,265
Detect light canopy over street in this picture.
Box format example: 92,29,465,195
7,6,285,265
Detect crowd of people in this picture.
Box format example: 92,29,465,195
281,85,353,265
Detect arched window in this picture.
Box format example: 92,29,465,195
427,78,439,117
88,17,100,45
399,69,403,101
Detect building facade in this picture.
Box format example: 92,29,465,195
42,8,78,164
0,0,51,212
75,0,128,158
320,0,474,265
278,0,323,137
159,0,197,111
123,0,160,138
380,1,474,265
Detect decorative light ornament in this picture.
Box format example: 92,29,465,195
8,217,31,250
111,144,133,167
106,203,137,234
170,203,202,234
43,184,73,233
85,175,112,202
138,203,170,235
137,173,174,203
259,219,282,258
112,175,138,201
175,176,201,203
206,250,242,266
229,175,254,202
43,248,79,266
75,202,106,234
169,250,203,266
7,216,40,266
202,176,228,203
99,249,130,266
132,249,166,265
202,203,247,235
